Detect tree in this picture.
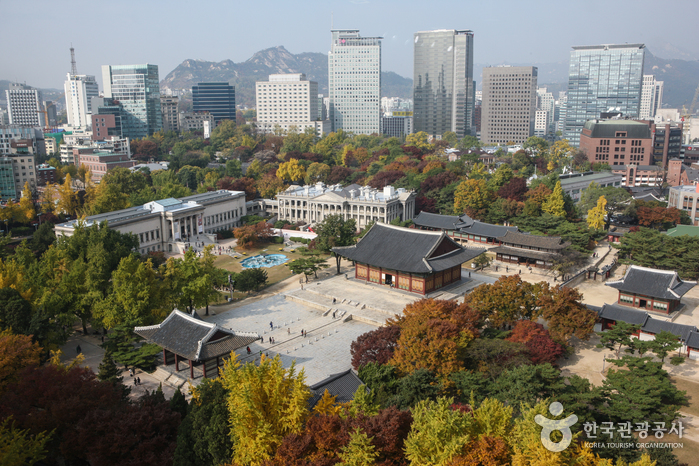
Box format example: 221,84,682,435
0,288,32,335
404,397,471,466
537,283,596,343
235,267,268,292
314,214,356,270
30,221,56,257
256,173,287,199
598,321,641,357
454,179,493,220
220,354,310,465
56,174,78,216
287,256,328,282
497,176,528,202
465,275,540,328
97,349,124,386
233,225,259,249
637,206,681,230
17,182,35,224
587,195,607,229
304,162,332,185
174,378,233,466
337,428,379,466
0,330,41,394
506,320,563,365
541,180,566,217
350,325,401,370
405,131,431,151
276,158,305,183
646,331,683,362
599,356,688,426
389,299,480,381
0,417,51,466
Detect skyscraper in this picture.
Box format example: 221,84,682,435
481,66,537,145
102,64,162,138
65,73,99,129
328,29,382,135
5,83,44,127
564,44,645,146
192,82,236,123
639,75,663,120
413,29,475,139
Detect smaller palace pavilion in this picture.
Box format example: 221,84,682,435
605,265,696,314
413,211,518,245
135,310,260,380
490,230,570,269
333,223,484,295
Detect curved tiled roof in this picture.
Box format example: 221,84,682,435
135,310,259,361
459,220,518,238
333,223,484,274
498,230,569,250
413,211,473,230
605,265,696,300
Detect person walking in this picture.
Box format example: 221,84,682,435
270,321,274,330
287,328,290,335
246,346,251,354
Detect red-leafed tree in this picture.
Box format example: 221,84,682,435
368,170,405,189
234,225,259,249
74,396,181,466
497,177,528,202
506,320,564,365
637,206,681,230
415,195,437,214
420,171,459,194
227,176,257,201
401,145,422,157
350,325,401,370
0,365,124,463
328,166,353,184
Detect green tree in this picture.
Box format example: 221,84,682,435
0,288,32,335
598,321,641,356
220,354,310,465
287,257,328,282
304,162,332,185
314,214,356,270
646,331,683,362
97,349,124,386
541,180,566,217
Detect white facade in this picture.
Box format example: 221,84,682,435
59,135,130,165
536,88,555,134
54,190,247,254
6,83,44,127
255,74,329,136
640,75,664,120
329,30,382,135
64,74,100,129
276,182,415,229
534,110,549,137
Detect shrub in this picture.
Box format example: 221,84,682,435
216,229,235,240
11,226,33,237
289,236,310,244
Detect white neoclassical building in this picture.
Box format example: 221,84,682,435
54,190,246,254
275,183,415,229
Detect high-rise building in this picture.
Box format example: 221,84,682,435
382,111,413,138
328,29,382,135
639,75,664,120
91,97,124,141
536,87,555,136
5,83,44,127
481,66,537,145
413,29,475,139
102,64,162,138
160,96,180,132
65,73,99,129
255,74,328,136
192,82,236,123
564,44,645,146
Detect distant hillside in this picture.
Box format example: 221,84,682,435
161,46,413,107
645,50,699,109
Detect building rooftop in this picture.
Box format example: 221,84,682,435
134,310,259,361
308,369,366,409
498,230,570,250
582,119,651,139
606,265,696,300
666,225,699,237
458,220,519,238
413,211,473,231
558,171,623,187
333,223,484,274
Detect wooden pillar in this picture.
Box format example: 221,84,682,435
175,353,179,372
189,360,194,379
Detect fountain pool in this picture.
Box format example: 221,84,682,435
240,254,289,268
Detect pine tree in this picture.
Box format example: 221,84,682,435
169,388,189,419
97,349,122,384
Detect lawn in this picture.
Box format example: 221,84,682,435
212,244,331,289
671,376,699,417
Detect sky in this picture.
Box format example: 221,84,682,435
3,0,698,89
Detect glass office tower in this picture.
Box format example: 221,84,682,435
413,29,475,139
328,30,382,135
192,82,236,123
564,44,645,146
102,64,162,138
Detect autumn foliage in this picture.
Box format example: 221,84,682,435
350,325,401,370
505,320,564,365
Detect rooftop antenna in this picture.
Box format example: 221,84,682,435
70,44,78,76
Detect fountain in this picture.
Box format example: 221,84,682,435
240,254,288,269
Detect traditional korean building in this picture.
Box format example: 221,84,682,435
308,369,366,409
412,211,518,245
333,223,484,295
490,230,569,268
605,265,696,314
134,310,259,380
